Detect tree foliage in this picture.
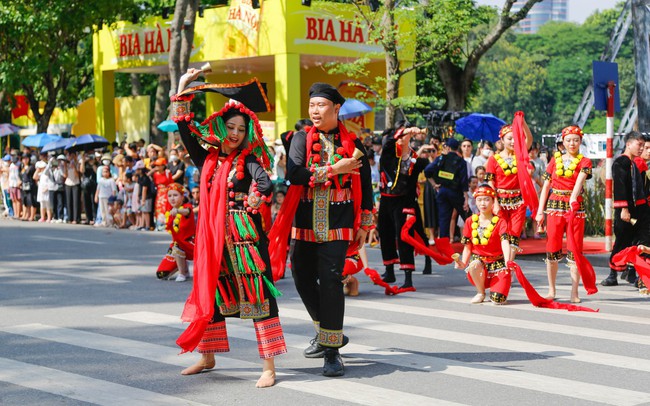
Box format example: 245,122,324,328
470,4,634,135
0,0,143,133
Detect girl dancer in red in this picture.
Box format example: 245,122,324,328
156,183,195,282
535,125,595,303
455,185,512,304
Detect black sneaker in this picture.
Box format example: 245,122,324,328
322,348,344,377
303,334,349,358
601,271,618,286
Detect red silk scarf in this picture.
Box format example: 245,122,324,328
177,149,237,353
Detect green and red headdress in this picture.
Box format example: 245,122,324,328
185,100,274,171
170,77,274,171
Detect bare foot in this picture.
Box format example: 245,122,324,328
181,354,215,375
545,291,556,300
570,297,581,304
255,370,276,388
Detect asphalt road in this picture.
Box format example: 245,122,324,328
1,220,650,406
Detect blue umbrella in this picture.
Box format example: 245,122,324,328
158,119,178,132
0,123,21,137
65,134,109,152
454,113,506,142
41,138,72,153
22,133,62,148
338,98,372,120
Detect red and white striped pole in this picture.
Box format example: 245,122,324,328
605,81,616,251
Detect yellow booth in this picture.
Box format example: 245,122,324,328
93,0,415,142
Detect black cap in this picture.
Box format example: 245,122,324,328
308,82,346,105
371,135,382,145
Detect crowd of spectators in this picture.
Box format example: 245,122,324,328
0,128,600,244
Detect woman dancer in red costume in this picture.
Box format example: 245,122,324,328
486,118,533,260
535,125,595,304
171,69,287,388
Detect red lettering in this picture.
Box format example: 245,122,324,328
340,21,352,43
317,18,325,41
166,28,171,52
352,26,364,43
119,35,128,57
306,17,318,40
154,28,164,53
144,31,154,54
323,19,336,41
132,32,141,55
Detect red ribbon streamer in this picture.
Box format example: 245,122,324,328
507,261,598,312
400,215,454,265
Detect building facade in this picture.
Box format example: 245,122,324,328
513,0,568,34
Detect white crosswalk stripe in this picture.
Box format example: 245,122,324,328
1,297,649,405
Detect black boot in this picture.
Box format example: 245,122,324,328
382,264,396,283
601,270,618,286
401,270,413,289
303,334,349,358
422,256,432,275
626,266,637,284
322,348,345,377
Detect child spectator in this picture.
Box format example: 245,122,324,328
190,185,200,221
271,189,285,223
475,165,486,184
111,198,127,229
121,171,135,227
468,175,479,215
95,166,117,227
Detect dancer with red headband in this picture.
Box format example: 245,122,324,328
535,125,596,304
156,182,195,282
171,69,287,388
268,82,374,377
454,184,512,304
486,118,533,260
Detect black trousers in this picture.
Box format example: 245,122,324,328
291,239,347,335
49,189,65,220
81,184,96,222
65,184,81,223
609,207,647,270
378,195,425,270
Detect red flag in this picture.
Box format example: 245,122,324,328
11,95,29,119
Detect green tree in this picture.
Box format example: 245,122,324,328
471,52,554,134
0,0,140,133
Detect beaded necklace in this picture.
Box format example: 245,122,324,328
554,152,582,177
470,214,499,245
224,150,271,214
165,210,183,233
308,132,347,188
494,153,517,176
